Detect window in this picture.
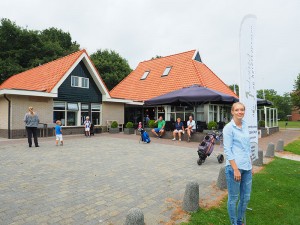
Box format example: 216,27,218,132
82,78,89,88
162,66,172,76
141,71,150,80
71,76,79,87
67,103,79,111
81,103,89,125
71,76,89,88
91,103,101,125
53,102,66,125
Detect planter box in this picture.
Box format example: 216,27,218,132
109,128,120,134
124,128,135,134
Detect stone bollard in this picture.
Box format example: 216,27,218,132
276,139,284,152
265,143,275,158
253,150,263,166
124,208,144,225
217,166,227,190
182,181,199,212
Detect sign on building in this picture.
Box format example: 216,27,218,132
239,15,258,160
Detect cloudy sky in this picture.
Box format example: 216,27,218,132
1,0,299,95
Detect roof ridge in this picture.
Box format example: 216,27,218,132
201,63,238,98
141,49,196,63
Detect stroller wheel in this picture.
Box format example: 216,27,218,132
197,158,202,165
217,154,224,163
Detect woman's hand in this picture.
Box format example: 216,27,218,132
234,169,241,181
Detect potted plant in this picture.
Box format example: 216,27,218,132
207,121,218,130
109,121,119,133
144,119,157,133
258,120,265,128
124,122,135,134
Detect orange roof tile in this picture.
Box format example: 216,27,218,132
0,50,86,93
110,50,237,101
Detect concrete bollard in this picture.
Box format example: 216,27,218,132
253,150,263,166
276,139,284,152
182,181,199,212
265,143,275,158
124,208,144,225
217,166,227,190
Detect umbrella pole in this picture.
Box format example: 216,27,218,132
142,105,144,128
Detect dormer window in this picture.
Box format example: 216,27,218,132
141,71,150,80
162,66,172,77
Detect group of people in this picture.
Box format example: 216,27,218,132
24,103,252,225
150,115,196,142
24,107,93,147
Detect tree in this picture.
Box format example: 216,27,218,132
291,73,300,109
228,84,239,96
0,18,79,84
257,89,292,120
90,49,132,90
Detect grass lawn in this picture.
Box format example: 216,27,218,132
278,121,300,129
284,138,300,155
182,157,300,225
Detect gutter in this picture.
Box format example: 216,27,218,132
3,94,11,139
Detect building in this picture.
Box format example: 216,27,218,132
0,50,128,139
110,50,237,125
291,107,300,121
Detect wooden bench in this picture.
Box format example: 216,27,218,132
106,120,124,132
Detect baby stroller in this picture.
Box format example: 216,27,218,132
139,128,151,143
197,134,224,165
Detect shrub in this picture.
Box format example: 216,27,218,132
125,121,134,128
111,121,118,128
148,120,157,128
258,120,265,127
207,121,217,130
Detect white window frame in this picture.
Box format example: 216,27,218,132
71,75,89,89
141,71,150,80
81,77,89,88
162,66,172,77
71,76,79,87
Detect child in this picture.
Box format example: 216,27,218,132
84,116,91,137
55,120,63,146
138,122,142,130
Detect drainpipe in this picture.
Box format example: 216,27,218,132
4,94,11,139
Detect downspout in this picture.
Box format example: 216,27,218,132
4,94,11,139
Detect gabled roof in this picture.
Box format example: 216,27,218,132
0,49,110,98
110,50,237,101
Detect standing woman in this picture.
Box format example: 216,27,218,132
223,102,253,225
24,106,40,147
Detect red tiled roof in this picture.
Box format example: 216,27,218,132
0,50,86,93
110,50,237,101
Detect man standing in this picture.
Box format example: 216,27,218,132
151,116,165,138
185,115,196,142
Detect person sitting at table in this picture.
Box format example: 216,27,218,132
185,115,196,142
151,116,165,138
172,118,184,141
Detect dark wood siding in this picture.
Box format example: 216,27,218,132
54,61,102,103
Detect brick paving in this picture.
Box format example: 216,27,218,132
0,129,299,225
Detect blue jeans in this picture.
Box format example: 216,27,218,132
225,166,252,225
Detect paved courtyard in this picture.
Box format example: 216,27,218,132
0,129,299,225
